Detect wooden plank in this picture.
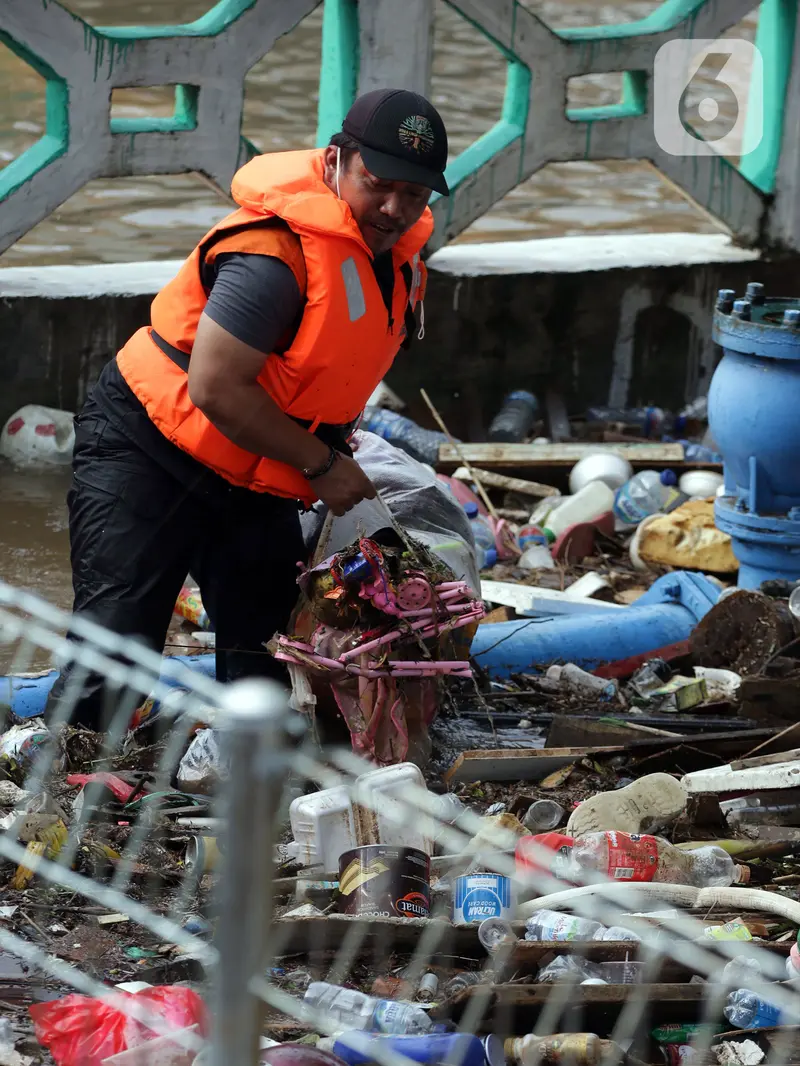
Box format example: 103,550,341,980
546,715,681,748
452,466,559,498
272,914,485,960
444,745,625,784
439,442,686,467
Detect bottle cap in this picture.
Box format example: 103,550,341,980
463,502,479,518
660,469,678,486
735,864,751,884
483,1035,507,1066
542,527,556,544
484,547,498,568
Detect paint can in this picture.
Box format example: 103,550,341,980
452,872,514,926
337,844,430,920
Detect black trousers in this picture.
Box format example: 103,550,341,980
47,398,308,730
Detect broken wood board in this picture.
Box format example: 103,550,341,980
452,466,558,498
498,939,791,982
438,442,686,468
546,715,681,748
435,982,707,1032
480,580,624,616
446,729,783,784
444,745,625,784
271,914,486,961
731,746,800,772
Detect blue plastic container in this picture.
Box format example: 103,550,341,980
710,285,800,586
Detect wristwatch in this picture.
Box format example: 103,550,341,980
303,446,338,481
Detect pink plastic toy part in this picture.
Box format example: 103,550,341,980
396,576,433,610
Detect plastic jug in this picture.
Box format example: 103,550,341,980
288,763,433,873
542,482,615,540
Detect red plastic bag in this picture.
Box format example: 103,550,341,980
30,986,207,1066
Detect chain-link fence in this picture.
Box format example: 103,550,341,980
2,578,800,1066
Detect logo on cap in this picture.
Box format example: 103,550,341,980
398,115,434,154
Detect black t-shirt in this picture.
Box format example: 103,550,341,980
89,245,398,496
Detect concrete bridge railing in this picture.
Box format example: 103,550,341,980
0,0,798,257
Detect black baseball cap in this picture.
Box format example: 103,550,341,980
342,88,449,196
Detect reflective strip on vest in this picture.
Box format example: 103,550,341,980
410,253,421,307
341,257,366,321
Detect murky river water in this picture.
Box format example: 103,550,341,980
0,0,757,618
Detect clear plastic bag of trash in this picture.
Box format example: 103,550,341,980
176,730,225,795
300,430,479,594
0,405,74,466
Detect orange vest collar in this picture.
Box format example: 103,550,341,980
231,148,433,260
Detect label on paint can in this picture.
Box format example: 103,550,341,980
452,873,513,925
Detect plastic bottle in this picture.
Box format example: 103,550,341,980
518,524,548,550
463,502,497,569
319,1032,503,1066
542,482,615,541
546,664,618,701
488,390,539,443
723,989,782,1030
524,908,606,942
304,982,432,1034
570,832,748,887
523,799,565,833
478,917,518,954
361,407,450,467
613,470,680,526
586,406,669,438
443,972,484,998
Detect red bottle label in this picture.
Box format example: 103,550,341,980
603,832,659,881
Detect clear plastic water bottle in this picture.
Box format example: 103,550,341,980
586,406,670,438
724,989,782,1030
304,981,432,1034
570,832,747,888
463,502,497,569
523,799,565,833
613,470,679,526
488,390,539,442
524,908,606,941
361,407,450,466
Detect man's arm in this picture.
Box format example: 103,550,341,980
188,312,376,515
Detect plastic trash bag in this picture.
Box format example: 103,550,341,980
29,986,207,1066
176,729,224,795
301,429,479,594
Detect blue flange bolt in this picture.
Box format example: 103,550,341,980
709,283,800,588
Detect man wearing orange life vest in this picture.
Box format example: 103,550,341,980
49,89,450,729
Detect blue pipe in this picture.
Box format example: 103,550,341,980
470,573,719,679
1,654,216,720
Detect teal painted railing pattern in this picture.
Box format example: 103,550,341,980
0,0,797,256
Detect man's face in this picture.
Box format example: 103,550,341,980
323,147,431,256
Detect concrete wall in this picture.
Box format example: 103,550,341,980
0,232,787,437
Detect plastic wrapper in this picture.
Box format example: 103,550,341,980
29,986,207,1066
176,729,224,795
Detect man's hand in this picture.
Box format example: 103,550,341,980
313,453,377,516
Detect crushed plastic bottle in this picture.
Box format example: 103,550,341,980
488,390,539,443
463,502,497,569
304,981,432,1034
478,917,518,954
524,909,605,942
586,406,669,438
613,470,681,526
546,663,618,701
723,989,782,1030
570,832,748,887
361,407,450,467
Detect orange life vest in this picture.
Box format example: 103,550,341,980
116,148,432,504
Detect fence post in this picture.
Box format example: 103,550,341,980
357,0,434,97
209,678,292,1066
